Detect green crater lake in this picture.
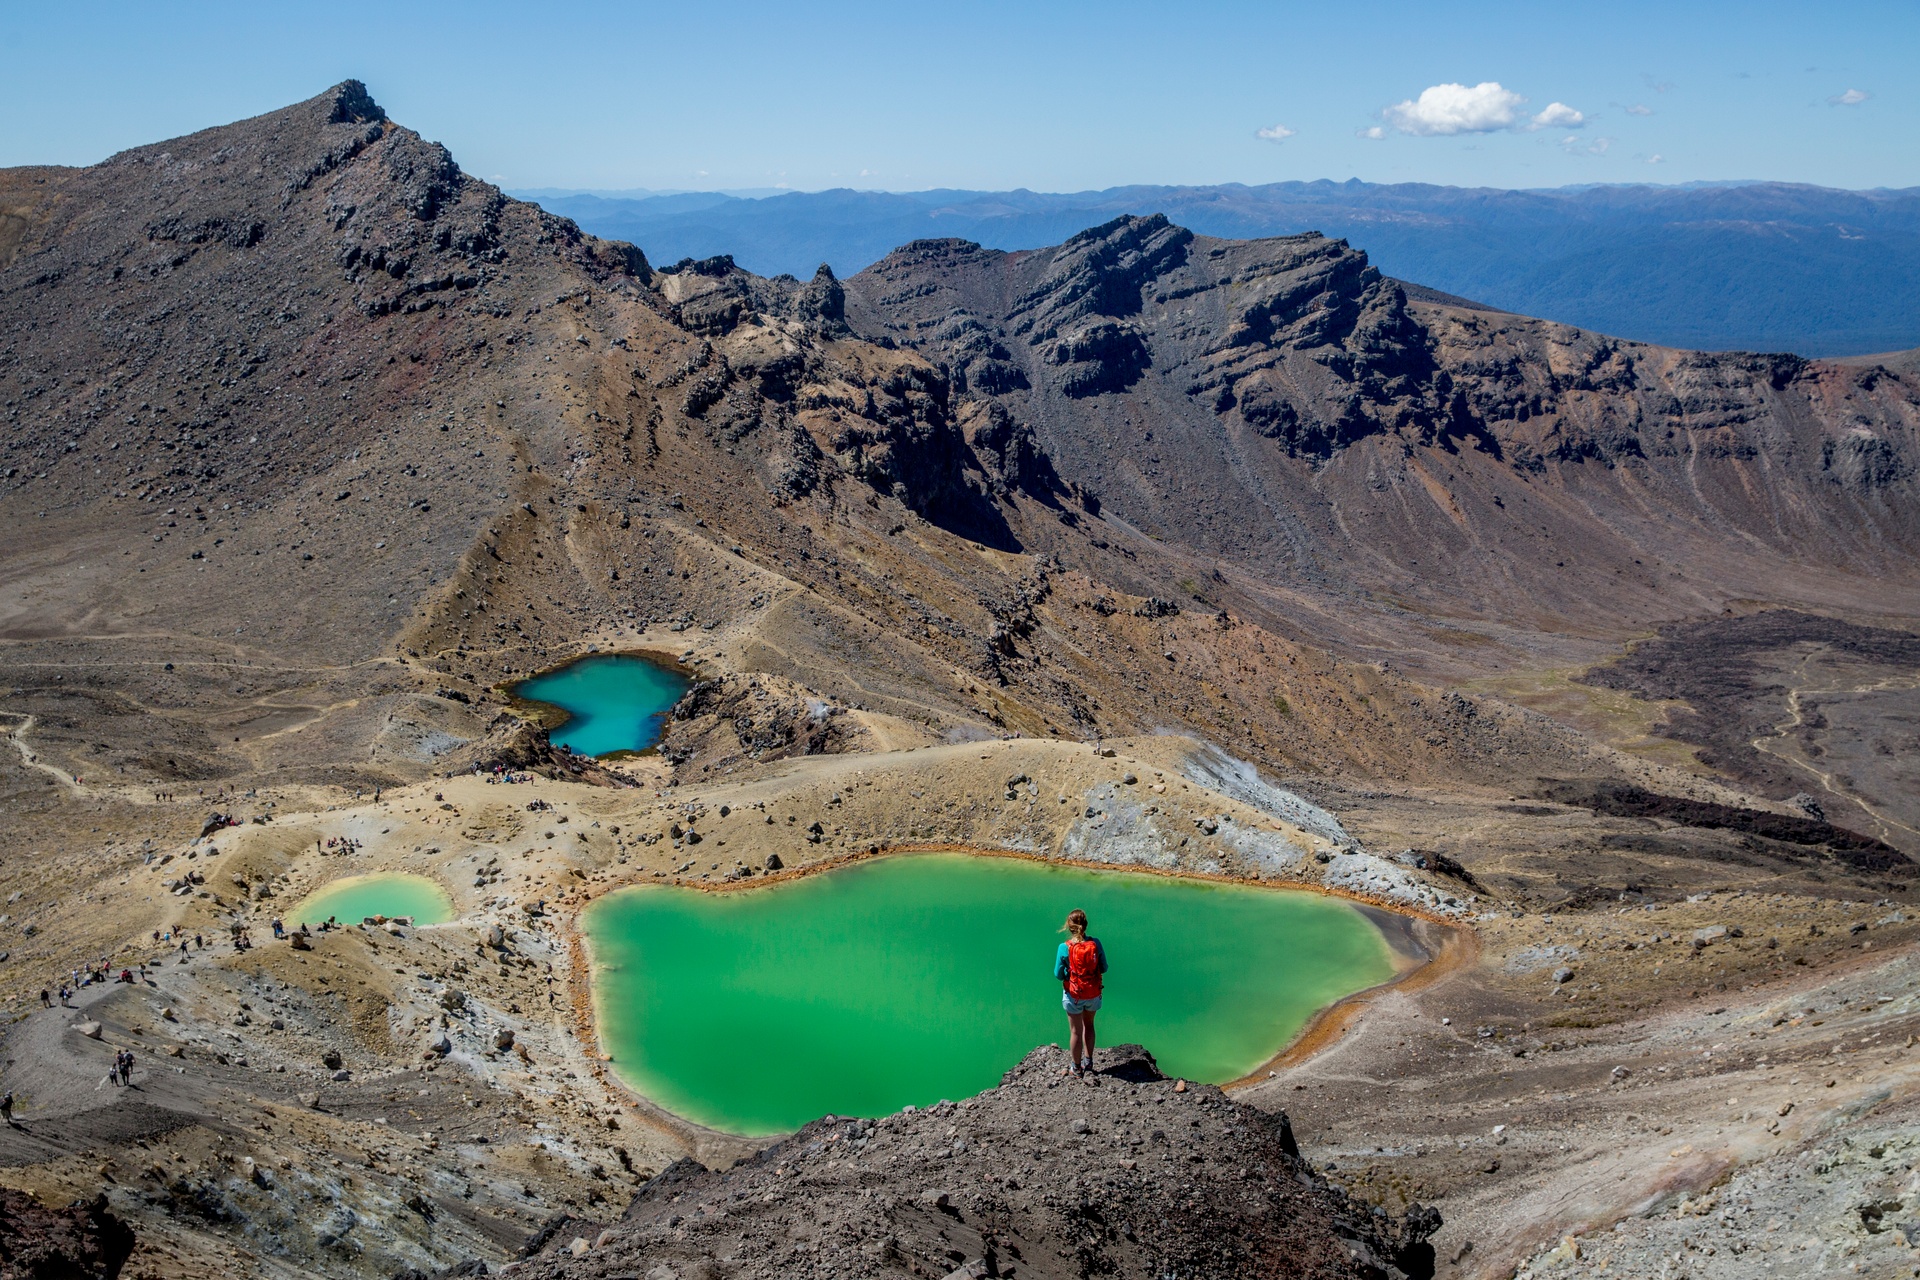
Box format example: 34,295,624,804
290,873,454,927
584,853,1398,1135
512,654,691,757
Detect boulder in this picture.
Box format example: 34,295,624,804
0,1189,134,1280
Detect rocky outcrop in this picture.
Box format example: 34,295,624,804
515,1044,1440,1280
0,1189,135,1280
659,672,873,775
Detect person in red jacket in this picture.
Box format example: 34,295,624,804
1054,908,1108,1076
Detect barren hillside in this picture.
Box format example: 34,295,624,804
0,85,1916,1280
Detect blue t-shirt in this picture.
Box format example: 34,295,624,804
1054,937,1107,982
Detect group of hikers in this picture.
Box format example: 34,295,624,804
151,930,206,956
270,916,338,938
105,1049,136,1088
319,836,364,854
151,785,250,803
39,958,136,1005
480,765,535,784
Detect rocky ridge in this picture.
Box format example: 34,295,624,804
514,1045,1440,1280
844,216,1920,639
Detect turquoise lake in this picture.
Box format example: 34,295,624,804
584,853,1397,1135
512,654,691,757
290,873,454,927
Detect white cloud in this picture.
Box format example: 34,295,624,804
1829,88,1871,105
1560,134,1614,157
1382,81,1527,135
1623,103,1653,116
1357,125,1387,140
1531,102,1585,129
1255,124,1297,143
1646,153,1664,165
1380,82,1587,137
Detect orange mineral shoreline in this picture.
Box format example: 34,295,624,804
561,840,1479,1149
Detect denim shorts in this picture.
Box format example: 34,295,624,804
1062,994,1102,1015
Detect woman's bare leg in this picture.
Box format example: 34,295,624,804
1066,1011,1087,1070
1082,1010,1096,1068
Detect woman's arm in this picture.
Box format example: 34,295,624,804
1054,942,1069,981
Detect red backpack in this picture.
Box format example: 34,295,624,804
1066,938,1102,999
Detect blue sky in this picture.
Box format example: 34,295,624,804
1,0,1912,193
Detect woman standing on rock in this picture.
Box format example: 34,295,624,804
1055,909,1107,1075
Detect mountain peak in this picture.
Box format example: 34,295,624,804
324,78,386,124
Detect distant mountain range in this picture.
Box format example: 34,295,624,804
519,180,1920,357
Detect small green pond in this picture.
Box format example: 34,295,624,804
512,653,691,757
290,873,454,927
584,852,1397,1135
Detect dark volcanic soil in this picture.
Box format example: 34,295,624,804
0,1187,134,1280
1580,610,1920,851
514,1045,1438,1280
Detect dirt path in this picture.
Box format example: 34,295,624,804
0,976,215,1168
0,713,93,800
1748,642,1920,845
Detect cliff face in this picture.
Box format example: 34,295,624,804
844,217,1920,630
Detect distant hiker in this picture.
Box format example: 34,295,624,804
1055,908,1107,1076
38,988,50,1008
118,1050,134,1087
0,1092,14,1126
58,985,71,1007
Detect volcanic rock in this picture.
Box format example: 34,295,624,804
517,1045,1438,1280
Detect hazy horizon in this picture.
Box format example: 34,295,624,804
4,1,1915,192
509,176,1920,201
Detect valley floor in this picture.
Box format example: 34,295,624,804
0,719,1914,1278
